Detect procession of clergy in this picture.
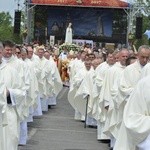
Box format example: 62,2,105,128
1,40,150,150
0,40,63,150
67,44,150,150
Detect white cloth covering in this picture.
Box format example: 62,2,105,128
67,60,86,120
68,61,86,111
86,116,97,126
48,96,57,106
141,62,150,78
2,56,28,119
0,63,26,150
26,106,33,122
73,67,98,126
19,121,27,145
114,75,150,150
29,55,42,117
98,62,125,141
114,60,143,138
94,61,113,140
138,134,150,150
74,67,95,117
49,56,63,97
93,62,111,117
0,83,7,150
40,97,48,112
23,58,39,111
33,94,42,116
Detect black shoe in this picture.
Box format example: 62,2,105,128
48,105,51,109
63,83,69,88
99,139,110,143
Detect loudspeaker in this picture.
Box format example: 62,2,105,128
14,11,21,34
135,17,143,39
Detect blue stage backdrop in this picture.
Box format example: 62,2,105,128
47,7,113,38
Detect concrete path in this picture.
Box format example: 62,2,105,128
19,87,109,150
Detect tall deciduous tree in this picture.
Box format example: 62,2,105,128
131,0,150,48
0,12,22,43
0,12,13,41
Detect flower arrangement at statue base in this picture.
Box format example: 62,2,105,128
61,58,70,82
58,43,81,83
59,43,81,53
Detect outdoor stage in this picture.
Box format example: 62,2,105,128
30,0,129,45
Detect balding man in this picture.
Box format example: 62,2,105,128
114,75,150,150
98,49,129,148
114,45,150,141
26,45,43,116
114,45,150,150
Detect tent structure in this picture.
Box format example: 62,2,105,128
30,0,130,8
26,0,132,44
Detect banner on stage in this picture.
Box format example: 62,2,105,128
31,0,129,8
50,35,55,46
72,39,93,49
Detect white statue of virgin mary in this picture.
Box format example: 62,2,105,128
65,22,72,44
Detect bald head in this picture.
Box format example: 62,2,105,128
21,48,28,60
137,45,150,66
118,49,129,66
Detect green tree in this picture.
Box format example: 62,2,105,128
0,12,22,43
131,1,150,48
0,12,13,41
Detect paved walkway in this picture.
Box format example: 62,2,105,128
19,87,109,150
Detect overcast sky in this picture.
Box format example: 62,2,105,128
0,0,24,20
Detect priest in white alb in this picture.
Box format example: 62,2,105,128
68,51,87,120
114,75,150,150
0,41,27,150
114,45,150,139
27,45,43,116
43,51,63,107
74,58,97,126
98,49,129,148
94,52,115,140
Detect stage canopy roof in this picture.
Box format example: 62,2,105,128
30,0,130,8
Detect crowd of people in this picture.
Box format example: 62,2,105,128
0,40,63,150
0,40,150,150
66,44,150,150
